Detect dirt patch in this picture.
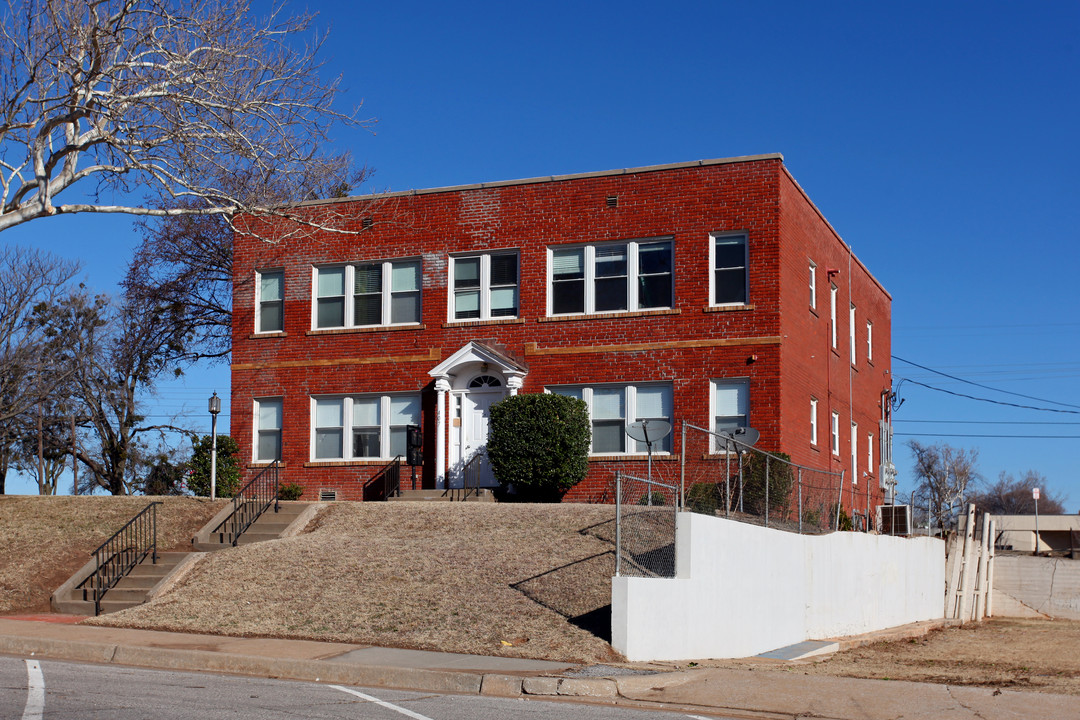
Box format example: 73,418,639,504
0,496,225,614
87,502,622,663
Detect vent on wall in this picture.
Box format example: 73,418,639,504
319,489,338,502
606,195,619,208
361,217,374,229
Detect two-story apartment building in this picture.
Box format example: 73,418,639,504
231,154,892,509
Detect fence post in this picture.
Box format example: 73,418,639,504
680,421,686,511
764,456,770,528
835,470,846,531
798,467,803,534
724,447,731,517
615,471,622,578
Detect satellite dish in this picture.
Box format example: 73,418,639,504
718,426,760,448
626,420,672,445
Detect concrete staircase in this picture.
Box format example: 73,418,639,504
389,488,496,502
192,501,315,551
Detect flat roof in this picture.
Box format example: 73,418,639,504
297,153,785,207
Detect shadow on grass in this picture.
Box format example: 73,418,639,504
511,550,615,644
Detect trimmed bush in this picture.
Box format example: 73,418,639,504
487,393,590,502
278,482,304,501
686,482,720,515
187,434,241,498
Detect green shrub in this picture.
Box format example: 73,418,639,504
831,502,854,531
278,482,304,501
487,393,590,502
686,482,720,515
740,451,794,516
187,434,241,498
638,490,667,506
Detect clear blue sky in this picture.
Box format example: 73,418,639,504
6,1,1079,509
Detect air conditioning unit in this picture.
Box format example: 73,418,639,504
877,504,911,535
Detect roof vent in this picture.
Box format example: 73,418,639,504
319,489,338,502
606,195,619,208
361,217,374,229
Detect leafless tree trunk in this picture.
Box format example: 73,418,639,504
908,440,980,531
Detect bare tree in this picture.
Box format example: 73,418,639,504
907,440,980,531
970,470,1067,515
0,0,367,235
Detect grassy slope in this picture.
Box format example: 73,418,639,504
0,496,225,614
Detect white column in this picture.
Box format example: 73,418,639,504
435,377,450,489
506,373,524,396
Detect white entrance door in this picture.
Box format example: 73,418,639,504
461,389,504,487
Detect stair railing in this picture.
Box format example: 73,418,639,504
80,501,161,616
460,451,483,500
215,460,280,546
363,456,402,501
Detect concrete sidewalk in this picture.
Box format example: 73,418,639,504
1,616,1077,720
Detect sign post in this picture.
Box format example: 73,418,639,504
1033,486,1041,555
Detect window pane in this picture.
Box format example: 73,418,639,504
260,272,283,301
352,397,379,426
390,396,420,425
353,428,380,458
258,399,282,429
638,243,672,275
714,382,748,417
389,427,407,457
354,295,382,326
594,276,627,312
552,279,584,314
714,238,746,269
548,387,583,400
257,431,281,461
713,269,746,304
595,245,627,277
592,387,624,419
638,274,672,309
455,290,480,319
315,429,343,459
259,301,283,332
317,267,345,297
315,398,343,428
317,297,345,327
636,385,672,419
552,248,584,278
490,287,516,316
454,257,481,288
391,291,420,323
490,253,517,285
354,263,382,294
392,261,420,292
593,420,625,453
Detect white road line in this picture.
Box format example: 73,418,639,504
330,685,435,720
22,659,44,720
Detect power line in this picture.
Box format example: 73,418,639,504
896,419,1080,426
896,377,1080,415
897,432,1080,439
893,355,1080,410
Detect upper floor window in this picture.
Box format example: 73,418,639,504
849,304,857,364
256,270,284,333
808,261,817,310
313,393,421,461
450,251,519,321
829,284,838,349
548,382,673,454
866,320,874,361
549,239,672,316
314,260,421,330
254,397,283,462
710,233,748,305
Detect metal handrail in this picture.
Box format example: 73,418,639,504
364,456,401,501
214,460,280,546
79,501,160,615
461,452,484,500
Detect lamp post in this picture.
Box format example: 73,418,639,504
1033,486,1041,556
208,392,221,501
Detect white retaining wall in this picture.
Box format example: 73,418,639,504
612,511,944,661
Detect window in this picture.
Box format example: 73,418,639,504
711,233,748,305
808,261,817,310
849,304,857,364
314,261,421,329
867,432,874,477
810,397,819,446
851,422,858,485
712,379,749,436
831,412,840,455
866,320,873,361
830,284,838,349
549,239,672,315
312,394,421,460
254,398,282,461
548,383,673,454
256,270,284,333
450,252,519,320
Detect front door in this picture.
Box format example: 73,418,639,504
461,389,504,487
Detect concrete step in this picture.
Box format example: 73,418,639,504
98,599,143,614
236,532,286,545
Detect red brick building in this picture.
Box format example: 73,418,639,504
231,154,892,511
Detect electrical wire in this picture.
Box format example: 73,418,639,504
895,377,1080,415
893,355,1080,410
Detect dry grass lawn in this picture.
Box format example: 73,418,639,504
88,502,623,663
0,496,225,614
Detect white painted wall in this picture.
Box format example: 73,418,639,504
612,511,944,661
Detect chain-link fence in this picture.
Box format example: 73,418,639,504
679,422,846,534
614,471,678,578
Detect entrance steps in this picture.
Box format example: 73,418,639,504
192,501,315,551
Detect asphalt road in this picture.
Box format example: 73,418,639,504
0,655,738,720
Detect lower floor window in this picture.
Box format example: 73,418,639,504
254,398,283,461
711,379,749,452
547,383,673,454
313,394,421,460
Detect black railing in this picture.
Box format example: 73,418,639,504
80,501,160,615
214,460,280,546
459,452,483,500
364,456,401,501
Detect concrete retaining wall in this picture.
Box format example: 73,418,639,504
612,512,944,661
992,555,1080,620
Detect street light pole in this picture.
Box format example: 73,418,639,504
209,392,221,501
1033,486,1041,556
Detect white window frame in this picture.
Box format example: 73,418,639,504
255,269,284,334
253,397,283,462
810,397,818,446
866,320,873,361
448,251,519,321
546,382,674,455
849,304,857,364
808,260,817,310
830,284,838,349
312,260,422,330
547,238,673,316
867,432,874,478
310,393,421,461
851,421,859,485
709,232,749,307
710,378,750,453
831,411,840,455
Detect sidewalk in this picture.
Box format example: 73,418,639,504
1,616,1077,720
